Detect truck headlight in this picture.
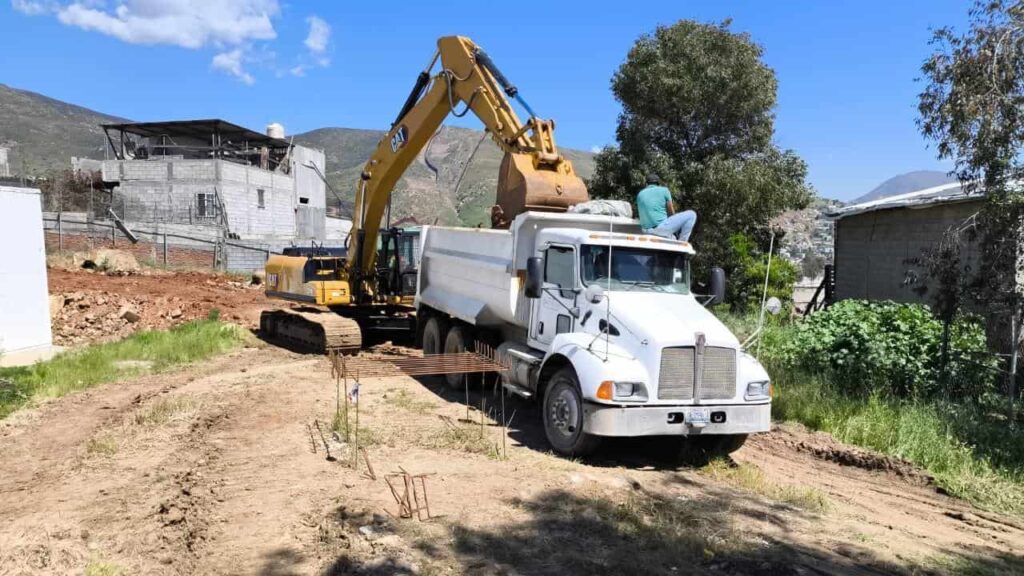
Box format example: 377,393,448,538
745,380,772,400
596,381,648,402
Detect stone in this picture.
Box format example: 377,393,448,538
118,305,141,323
169,309,183,319
49,294,65,319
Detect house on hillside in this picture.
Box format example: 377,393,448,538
827,182,985,304
99,119,328,243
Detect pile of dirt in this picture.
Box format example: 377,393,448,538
47,268,269,347
761,423,934,485
81,249,140,275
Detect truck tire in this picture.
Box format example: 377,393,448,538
543,368,601,457
443,325,472,390
422,316,447,356
675,434,748,466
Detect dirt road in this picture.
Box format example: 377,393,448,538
1,341,1021,575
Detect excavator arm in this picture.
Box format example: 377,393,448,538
349,36,589,299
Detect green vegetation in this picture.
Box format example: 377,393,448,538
589,20,812,282
0,320,245,419
700,459,829,512
752,302,1024,516
727,232,799,308
774,300,996,400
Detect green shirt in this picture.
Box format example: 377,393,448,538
636,185,672,229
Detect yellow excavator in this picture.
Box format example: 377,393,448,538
260,35,590,353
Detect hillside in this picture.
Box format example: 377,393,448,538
0,84,122,176
293,126,596,227
852,170,957,204
0,83,594,227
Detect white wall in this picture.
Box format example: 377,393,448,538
0,186,52,354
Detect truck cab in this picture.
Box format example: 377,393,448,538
415,212,771,459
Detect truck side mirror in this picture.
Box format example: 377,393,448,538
525,256,543,299
709,267,726,305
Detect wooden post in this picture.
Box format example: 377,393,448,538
163,233,168,268
57,212,63,253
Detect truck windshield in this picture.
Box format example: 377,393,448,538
580,245,690,294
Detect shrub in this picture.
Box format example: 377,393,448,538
727,233,799,310
771,300,997,400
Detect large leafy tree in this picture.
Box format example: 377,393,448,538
590,20,813,282
918,0,1024,373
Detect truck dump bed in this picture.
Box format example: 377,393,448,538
417,226,524,328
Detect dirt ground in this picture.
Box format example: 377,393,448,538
2,268,1022,575
47,266,267,346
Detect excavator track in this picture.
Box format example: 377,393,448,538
260,308,362,354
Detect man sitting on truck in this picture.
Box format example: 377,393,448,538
636,174,697,241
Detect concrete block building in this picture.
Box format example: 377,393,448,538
99,120,328,248
828,182,984,303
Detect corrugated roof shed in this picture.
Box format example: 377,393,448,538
828,181,983,220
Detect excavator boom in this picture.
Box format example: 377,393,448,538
350,36,589,295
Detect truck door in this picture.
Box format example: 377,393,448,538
530,245,577,347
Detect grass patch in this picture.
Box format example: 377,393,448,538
385,389,436,413
133,396,199,426
700,459,829,512
330,408,379,446
0,320,245,419
86,434,119,456
427,419,501,458
771,369,1024,516
84,559,122,576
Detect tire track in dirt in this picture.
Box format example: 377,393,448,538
737,426,1024,568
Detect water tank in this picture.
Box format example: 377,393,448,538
266,123,285,139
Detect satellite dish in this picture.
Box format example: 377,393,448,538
765,297,783,316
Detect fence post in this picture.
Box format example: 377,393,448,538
163,233,168,268
57,212,63,253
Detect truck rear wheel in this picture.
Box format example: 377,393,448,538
443,325,472,390
543,368,600,457
422,316,447,356
674,434,748,466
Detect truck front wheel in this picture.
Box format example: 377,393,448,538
543,368,601,457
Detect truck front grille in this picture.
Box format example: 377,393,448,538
657,346,736,401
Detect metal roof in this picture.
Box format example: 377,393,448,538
827,181,984,220
101,119,289,148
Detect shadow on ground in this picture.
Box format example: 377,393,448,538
312,487,1024,576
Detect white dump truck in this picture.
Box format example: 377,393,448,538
415,211,771,459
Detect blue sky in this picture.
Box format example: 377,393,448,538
0,1,969,201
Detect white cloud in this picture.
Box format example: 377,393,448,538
590,145,603,154
304,15,330,54
11,0,55,15
289,65,306,77
54,0,279,49
212,49,254,85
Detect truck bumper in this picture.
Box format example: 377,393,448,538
582,402,771,437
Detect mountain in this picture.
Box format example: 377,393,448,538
293,126,596,227
0,82,595,227
0,83,123,175
852,170,957,205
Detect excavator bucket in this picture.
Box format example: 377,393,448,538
492,152,590,228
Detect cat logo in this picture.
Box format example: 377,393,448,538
390,125,409,153
267,273,279,287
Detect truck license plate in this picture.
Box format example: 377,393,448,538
685,408,710,425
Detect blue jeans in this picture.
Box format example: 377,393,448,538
644,210,697,241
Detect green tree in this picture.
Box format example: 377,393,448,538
917,0,1024,400
590,20,813,291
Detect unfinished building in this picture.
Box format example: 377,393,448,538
95,120,328,269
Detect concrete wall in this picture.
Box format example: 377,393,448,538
101,146,328,243
0,186,52,355
326,216,352,245
834,200,983,303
